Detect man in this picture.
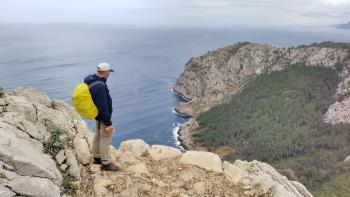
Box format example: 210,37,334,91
84,62,119,171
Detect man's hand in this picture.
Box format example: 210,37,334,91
105,125,115,134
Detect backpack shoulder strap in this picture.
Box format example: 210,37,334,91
88,81,105,89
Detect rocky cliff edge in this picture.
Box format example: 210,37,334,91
0,86,312,197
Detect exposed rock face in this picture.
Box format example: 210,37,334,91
0,125,61,183
147,145,182,161
6,176,60,197
73,136,91,165
0,87,89,196
231,160,313,197
174,43,348,111
179,151,223,173
0,184,16,197
0,87,311,196
174,42,350,149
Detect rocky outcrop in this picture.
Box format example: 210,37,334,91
0,86,311,196
0,87,91,196
174,42,350,149
174,42,349,116
6,176,60,197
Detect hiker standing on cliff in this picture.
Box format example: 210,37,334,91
84,63,119,171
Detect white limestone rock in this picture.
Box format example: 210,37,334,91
223,161,244,185
73,137,91,165
127,163,150,176
119,151,141,165
0,127,62,184
13,86,52,107
119,139,150,157
0,168,18,181
55,149,66,165
93,175,113,197
147,145,182,161
233,160,311,197
0,184,15,197
65,149,81,179
1,112,50,143
5,95,37,122
179,151,223,173
6,176,60,197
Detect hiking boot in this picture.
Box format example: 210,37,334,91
101,163,120,171
93,157,102,164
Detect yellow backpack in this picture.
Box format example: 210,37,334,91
72,81,103,119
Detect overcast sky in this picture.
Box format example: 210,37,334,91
1,0,349,27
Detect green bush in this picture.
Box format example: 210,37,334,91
313,173,350,197
62,173,76,195
44,128,64,156
194,64,350,190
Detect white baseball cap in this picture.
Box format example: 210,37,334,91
97,62,114,72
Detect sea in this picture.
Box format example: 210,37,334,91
0,24,349,149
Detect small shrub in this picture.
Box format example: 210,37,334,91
62,173,76,195
44,128,64,155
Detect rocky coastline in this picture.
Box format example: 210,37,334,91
0,86,312,196
174,42,350,151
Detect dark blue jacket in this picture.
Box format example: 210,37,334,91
84,74,113,126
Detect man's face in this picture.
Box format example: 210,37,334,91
106,71,111,79
101,71,110,79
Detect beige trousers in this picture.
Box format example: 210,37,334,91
92,121,113,165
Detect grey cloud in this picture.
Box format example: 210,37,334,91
0,0,349,27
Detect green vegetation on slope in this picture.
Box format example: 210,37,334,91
194,64,350,190
313,172,350,196
44,128,65,155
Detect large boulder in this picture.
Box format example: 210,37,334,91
5,96,37,122
0,184,15,197
127,163,150,176
119,139,150,157
73,137,91,165
0,168,18,181
6,176,60,197
0,127,62,184
147,145,182,161
65,149,81,179
36,103,73,134
51,99,80,121
119,151,141,165
13,86,52,107
223,161,244,185
1,112,50,143
55,150,66,165
179,151,223,173
232,160,310,197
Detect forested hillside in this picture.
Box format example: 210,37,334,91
193,64,350,191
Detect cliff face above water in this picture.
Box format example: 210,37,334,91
0,87,312,197
174,42,350,117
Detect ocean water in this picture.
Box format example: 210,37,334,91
0,24,349,149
